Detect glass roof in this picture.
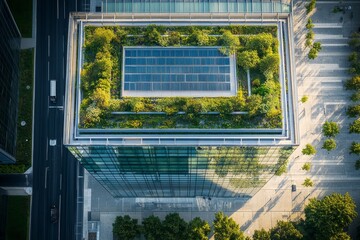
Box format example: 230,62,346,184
122,47,237,97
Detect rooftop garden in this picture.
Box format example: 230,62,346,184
80,25,282,129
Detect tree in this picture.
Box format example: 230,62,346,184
213,212,245,240
306,0,316,14
162,213,188,240
350,92,360,102
187,217,211,240
302,162,311,171
142,215,163,240
322,138,336,151
302,178,313,187
113,215,141,240
349,118,360,133
306,18,314,29
144,26,166,46
308,47,319,59
253,228,270,240
304,193,357,239
246,94,263,116
346,105,360,117
330,232,351,240
349,32,360,51
345,75,360,90
167,31,181,46
80,104,102,128
259,54,279,80
218,30,240,55
350,142,360,155
302,144,316,155
322,121,340,137
188,29,211,46
270,221,303,240
245,33,275,58
237,50,260,70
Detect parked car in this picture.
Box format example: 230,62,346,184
50,204,58,223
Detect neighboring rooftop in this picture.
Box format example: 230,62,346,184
122,46,237,97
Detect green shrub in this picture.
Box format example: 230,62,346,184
322,121,340,137
306,30,314,40
0,164,26,174
350,92,360,102
303,178,314,187
301,95,309,103
306,0,316,14
302,144,317,155
308,47,319,59
347,105,360,117
306,18,314,29
322,138,337,151
345,75,360,90
350,142,360,155
349,118,360,133
302,162,311,171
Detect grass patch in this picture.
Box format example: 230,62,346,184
5,196,30,240
0,49,33,173
7,0,33,37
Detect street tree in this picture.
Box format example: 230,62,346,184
322,138,337,151
349,118,360,133
349,32,360,51
304,192,357,239
162,213,188,240
113,215,141,240
322,121,340,137
270,221,303,240
302,144,316,155
346,105,360,117
345,75,360,90
302,178,313,187
213,212,245,240
253,228,270,240
187,217,211,240
142,215,163,240
350,142,360,155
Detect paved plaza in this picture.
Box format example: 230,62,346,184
83,1,360,239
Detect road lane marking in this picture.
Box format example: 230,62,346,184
49,106,64,109
58,194,61,240
47,61,50,81
45,167,48,189
48,35,50,57
59,174,62,190
57,0,59,19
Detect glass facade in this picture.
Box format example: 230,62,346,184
96,0,291,13
68,146,293,198
0,0,20,164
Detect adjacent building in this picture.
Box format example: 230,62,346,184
0,0,21,164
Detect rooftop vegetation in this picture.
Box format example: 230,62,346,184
80,25,282,129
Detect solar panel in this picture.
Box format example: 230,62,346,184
122,47,237,97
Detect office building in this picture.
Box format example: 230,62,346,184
0,0,21,164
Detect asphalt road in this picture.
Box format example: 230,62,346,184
30,0,83,239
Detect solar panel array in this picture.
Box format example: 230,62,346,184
123,47,234,95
